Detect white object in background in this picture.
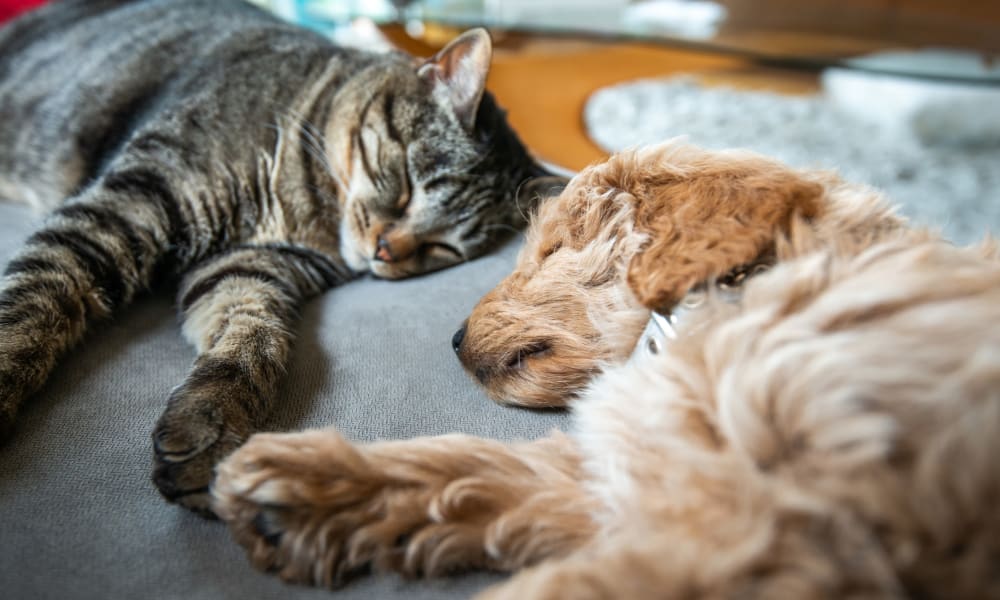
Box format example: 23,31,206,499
305,0,397,23
823,49,1000,147
623,0,725,39
328,17,395,51
483,0,629,31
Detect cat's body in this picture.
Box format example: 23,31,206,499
0,0,547,514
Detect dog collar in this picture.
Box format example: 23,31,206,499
632,293,705,360
633,310,678,359
630,262,771,361
631,281,749,361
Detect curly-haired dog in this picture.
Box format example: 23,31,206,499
212,143,1000,598
452,142,904,406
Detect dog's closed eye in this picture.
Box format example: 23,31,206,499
717,261,772,291
504,342,553,370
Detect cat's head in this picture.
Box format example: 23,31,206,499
327,28,555,279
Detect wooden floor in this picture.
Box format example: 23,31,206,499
382,26,820,172
488,39,821,171
380,0,1000,173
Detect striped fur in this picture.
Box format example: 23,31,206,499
0,0,549,515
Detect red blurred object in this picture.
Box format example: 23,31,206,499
0,0,47,24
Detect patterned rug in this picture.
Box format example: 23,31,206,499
584,76,1000,244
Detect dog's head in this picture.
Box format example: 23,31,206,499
453,141,901,407
452,162,650,407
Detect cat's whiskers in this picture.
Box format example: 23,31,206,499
275,110,350,196
479,223,526,242
281,111,328,162
267,119,325,171
513,177,535,225
306,184,339,207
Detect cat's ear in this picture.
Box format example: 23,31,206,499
418,28,492,130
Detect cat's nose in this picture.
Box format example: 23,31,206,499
374,235,394,262
374,231,418,263
451,325,466,354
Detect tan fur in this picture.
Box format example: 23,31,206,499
214,430,597,586
456,141,906,407
214,143,1000,598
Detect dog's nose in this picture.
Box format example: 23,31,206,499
451,325,466,354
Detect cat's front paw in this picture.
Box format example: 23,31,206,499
151,383,253,517
212,429,448,587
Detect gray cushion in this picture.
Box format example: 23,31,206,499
0,199,569,599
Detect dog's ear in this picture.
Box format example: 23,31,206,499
626,169,824,312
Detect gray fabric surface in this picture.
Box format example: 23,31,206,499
0,200,568,599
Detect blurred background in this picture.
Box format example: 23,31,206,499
5,0,998,167
243,0,1000,242
3,0,997,239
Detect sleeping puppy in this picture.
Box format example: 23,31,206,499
453,141,904,406
212,142,1000,598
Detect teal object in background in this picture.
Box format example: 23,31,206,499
248,0,399,34
248,0,496,35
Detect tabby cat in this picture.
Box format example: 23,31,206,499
0,0,550,515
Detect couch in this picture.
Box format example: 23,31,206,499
0,199,569,599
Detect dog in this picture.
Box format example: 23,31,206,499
452,141,905,407
212,142,1000,598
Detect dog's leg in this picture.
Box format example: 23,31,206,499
212,428,598,587
476,549,661,600
478,520,905,600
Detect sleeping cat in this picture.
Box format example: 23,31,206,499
0,0,550,515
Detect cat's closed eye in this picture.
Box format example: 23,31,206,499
421,242,463,260
395,163,412,215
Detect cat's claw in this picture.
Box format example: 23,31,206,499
0,370,22,444
151,387,251,517
0,402,17,445
152,426,245,516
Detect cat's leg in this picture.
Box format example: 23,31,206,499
0,170,178,440
212,428,598,587
152,244,344,515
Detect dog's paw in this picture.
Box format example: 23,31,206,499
152,384,252,517
212,429,483,587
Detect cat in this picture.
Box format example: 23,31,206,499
0,0,551,515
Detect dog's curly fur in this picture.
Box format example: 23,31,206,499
213,142,1000,598
455,142,904,407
